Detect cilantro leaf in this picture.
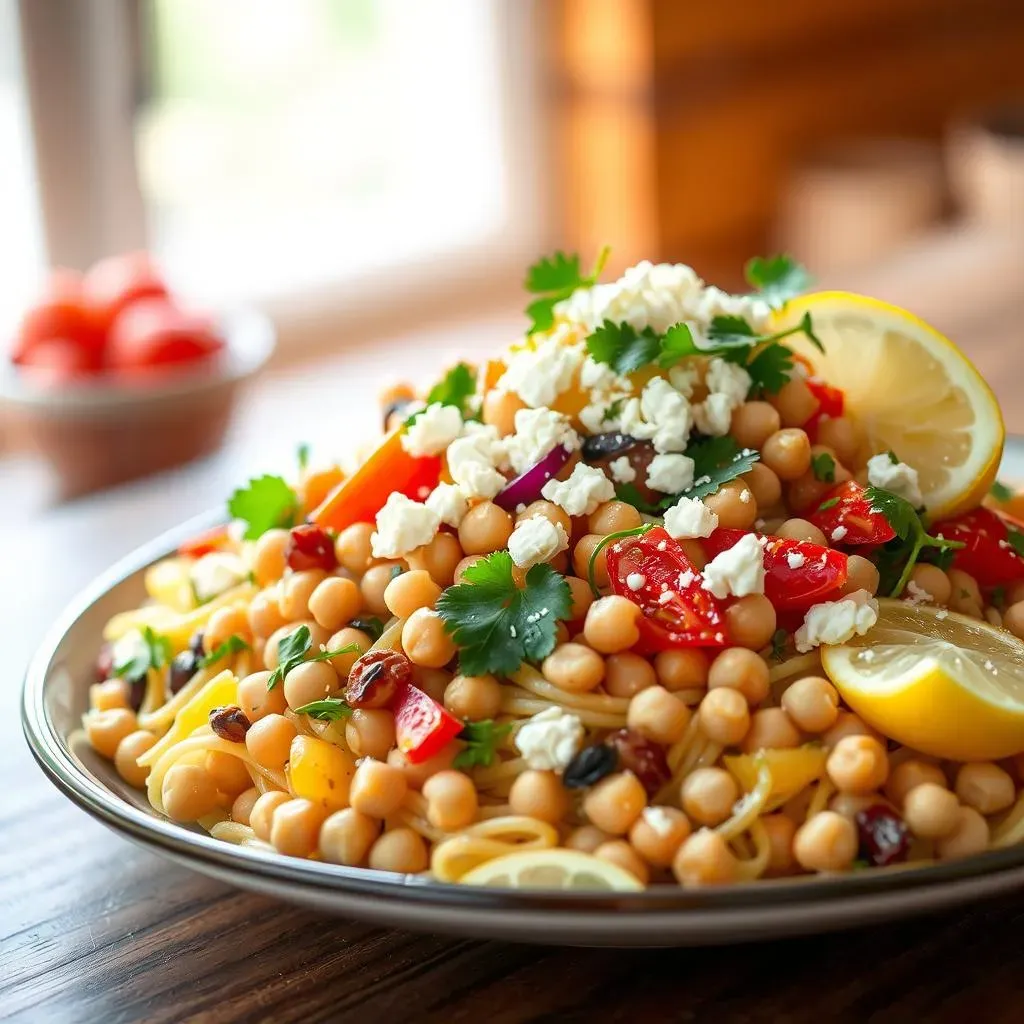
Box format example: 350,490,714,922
585,320,663,376
297,443,310,472
707,315,758,348
524,247,610,333
436,552,572,676
348,616,385,642
769,628,789,662
683,437,760,501
1008,528,1024,558
991,480,1015,503
744,254,812,309
199,634,251,669
114,626,171,681
818,496,840,512
405,362,479,427
811,452,837,484
603,397,625,422
292,697,353,722
656,322,699,366
745,343,795,394
453,719,513,769
266,625,360,690
228,475,298,541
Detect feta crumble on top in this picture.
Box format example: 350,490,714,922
445,423,508,500
425,483,469,528
400,402,463,457
663,496,719,539
608,455,637,484
646,453,696,494
507,515,569,570
514,707,584,772
496,330,584,409
541,463,615,517
867,453,924,509
505,407,581,476
702,533,766,599
795,590,880,653
371,492,441,559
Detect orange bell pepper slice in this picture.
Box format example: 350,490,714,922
300,465,345,517
310,430,442,532
177,524,230,559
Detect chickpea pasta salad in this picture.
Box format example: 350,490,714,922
84,251,1024,892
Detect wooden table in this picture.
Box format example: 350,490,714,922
6,307,1024,1024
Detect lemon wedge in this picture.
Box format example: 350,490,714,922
774,292,1004,517
821,600,1024,761
459,849,644,891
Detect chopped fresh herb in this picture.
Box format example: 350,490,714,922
682,437,760,501
389,565,404,582
453,719,513,769
297,442,310,472
227,475,298,541
991,480,1015,503
990,586,1007,611
587,524,654,597
656,322,700,367
743,342,796,395
603,397,625,422
818,497,840,512
769,629,789,662
585,320,664,376
865,486,965,597
405,363,479,426
114,626,171,680
811,452,837,483
887,450,900,465
292,697,353,722
349,616,385,642
199,634,251,669
524,247,610,333
708,311,822,354
613,482,664,516
1007,528,1024,558
744,254,812,309
436,552,572,676
266,625,360,690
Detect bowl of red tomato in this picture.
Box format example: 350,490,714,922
1,252,274,497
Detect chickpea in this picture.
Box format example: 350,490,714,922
730,401,781,451
237,670,286,722
349,759,408,819
326,627,372,676
307,577,362,633
383,569,441,620
742,463,782,510
628,806,692,867
680,767,739,827
816,416,860,466
283,659,338,712
781,676,840,733
161,763,221,822
508,770,571,824
252,528,290,586
883,759,947,806
761,428,812,481
585,500,639,536
405,532,464,588
204,605,250,653
698,687,751,746
949,569,983,617
678,539,708,571
573,534,609,588
955,762,1016,815
905,563,952,606
335,522,375,575
270,798,325,858
821,711,882,749
422,771,479,831
604,651,656,697
453,555,483,585
280,569,328,622
761,813,797,875
793,810,857,872
902,782,961,839
114,730,157,787
655,649,710,691
345,709,397,761
402,608,457,668
841,556,880,597
742,708,802,753
247,589,287,639
826,735,890,795
708,647,770,704
443,673,502,720
771,377,820,428
245,713,297,772
90,678,130,712
565,825,613,854
564,575,595,622
249,790,291,840
205,750,252,796
368,827,429,873
412,666,452,704
936,806,990,860
361,563,403,617
85,708,138,760
482,388,526,436
594,840,650,884
704,481,758,530
583,596,641,654
625,686,690,747
1008,580,1024,607
786,473,831,517
673,829,739,886
1004,601,1024,640
540,643,604,694
583,771,647,835
776,518,828,546
230,787,260,827
828,792,884,821
320,808,381,866
458,502,513,556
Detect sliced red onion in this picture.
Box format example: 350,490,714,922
495,444,572,511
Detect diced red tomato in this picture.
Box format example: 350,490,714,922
809,480,896,546
803,377,844,441
177,524,230,559
930,507,1024,589
107,298,223,373
12,269,104,365
703,528,848,611
17,336,103,382
606,526,729,650
82,251,168,336
393,683,463,764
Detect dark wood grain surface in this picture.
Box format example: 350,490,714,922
5,310,1024,1024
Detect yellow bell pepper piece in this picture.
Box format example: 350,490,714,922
144,557,196,613
287,735,355,813
724,745,827,805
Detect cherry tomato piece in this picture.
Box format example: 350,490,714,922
285,524,337,572
17,336,103,383
809,481,896,546
12,269,103,365
606,526,729,650
107,298,223,373
803,377,844,441
177,524,230,559
393,683,463,764
930,507,1024,589
82,251,168,336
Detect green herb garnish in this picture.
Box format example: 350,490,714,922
113,626,171,680
811,452,837,484
524,247,610,333
404,363,479,427
818,496,840,512
349,616,385,642
227,475,299,541
297,442,310,472
453,719,513,769
768,629,789,662
266,625,360,690
1008,529,1024,558
744,254,812,309
991,480,1015,503
586,524,655,597
292,697,353,722
585,320,666,377
199,634,251,669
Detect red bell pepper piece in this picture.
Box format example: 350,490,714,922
606,526,729,650
809,480,896,546
930,507,1024,589
393,683,463,764
803,377,844,442
177,524,230,559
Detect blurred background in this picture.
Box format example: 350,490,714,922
1,0,1024,520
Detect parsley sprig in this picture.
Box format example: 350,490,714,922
266,625,361,690
865,486,964,597
436,552,572,676
227,475,299,541
453,719,513,769
991,480,1015,503
292,697,353,722
745,254,812,309
114,626,171,680
405,363,478,427
524,247,611,333
811,452,836,483
199,634,251,669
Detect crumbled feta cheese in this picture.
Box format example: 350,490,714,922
618,396,658,442
664,496,719,539
705,357,753,406
541,463,615,517
786,551,806,570
497,334,584,409
831,525,848,543
693,392,735,437
579,356,630,393
514,707,584,772
739,488,752,504
111,629,148,672
668,364,699,397
400,402,463,457
446,425,508,500
642,806,677,837
696,286,772,334
936,609,949,620
702,533,766,599
646,453,696,494
190,552,248,603
505,407,581,475
608,455,637,484
507,515,569,569
867,453,924,508
626,572,646,592
425,483,469,528
795,590,879,653
371,492,441,559
640,376,692,453
904,580,933,605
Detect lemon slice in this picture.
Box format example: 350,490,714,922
774,292,1004,517
459,849,644,891
821,600,1024,760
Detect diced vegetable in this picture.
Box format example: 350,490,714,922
724,746,827,806
803,377,844,441
287,735,355,812
809,480,896,546
494,444,571,511
177,524,230,560
393,683,463,764
930,507,1024,589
